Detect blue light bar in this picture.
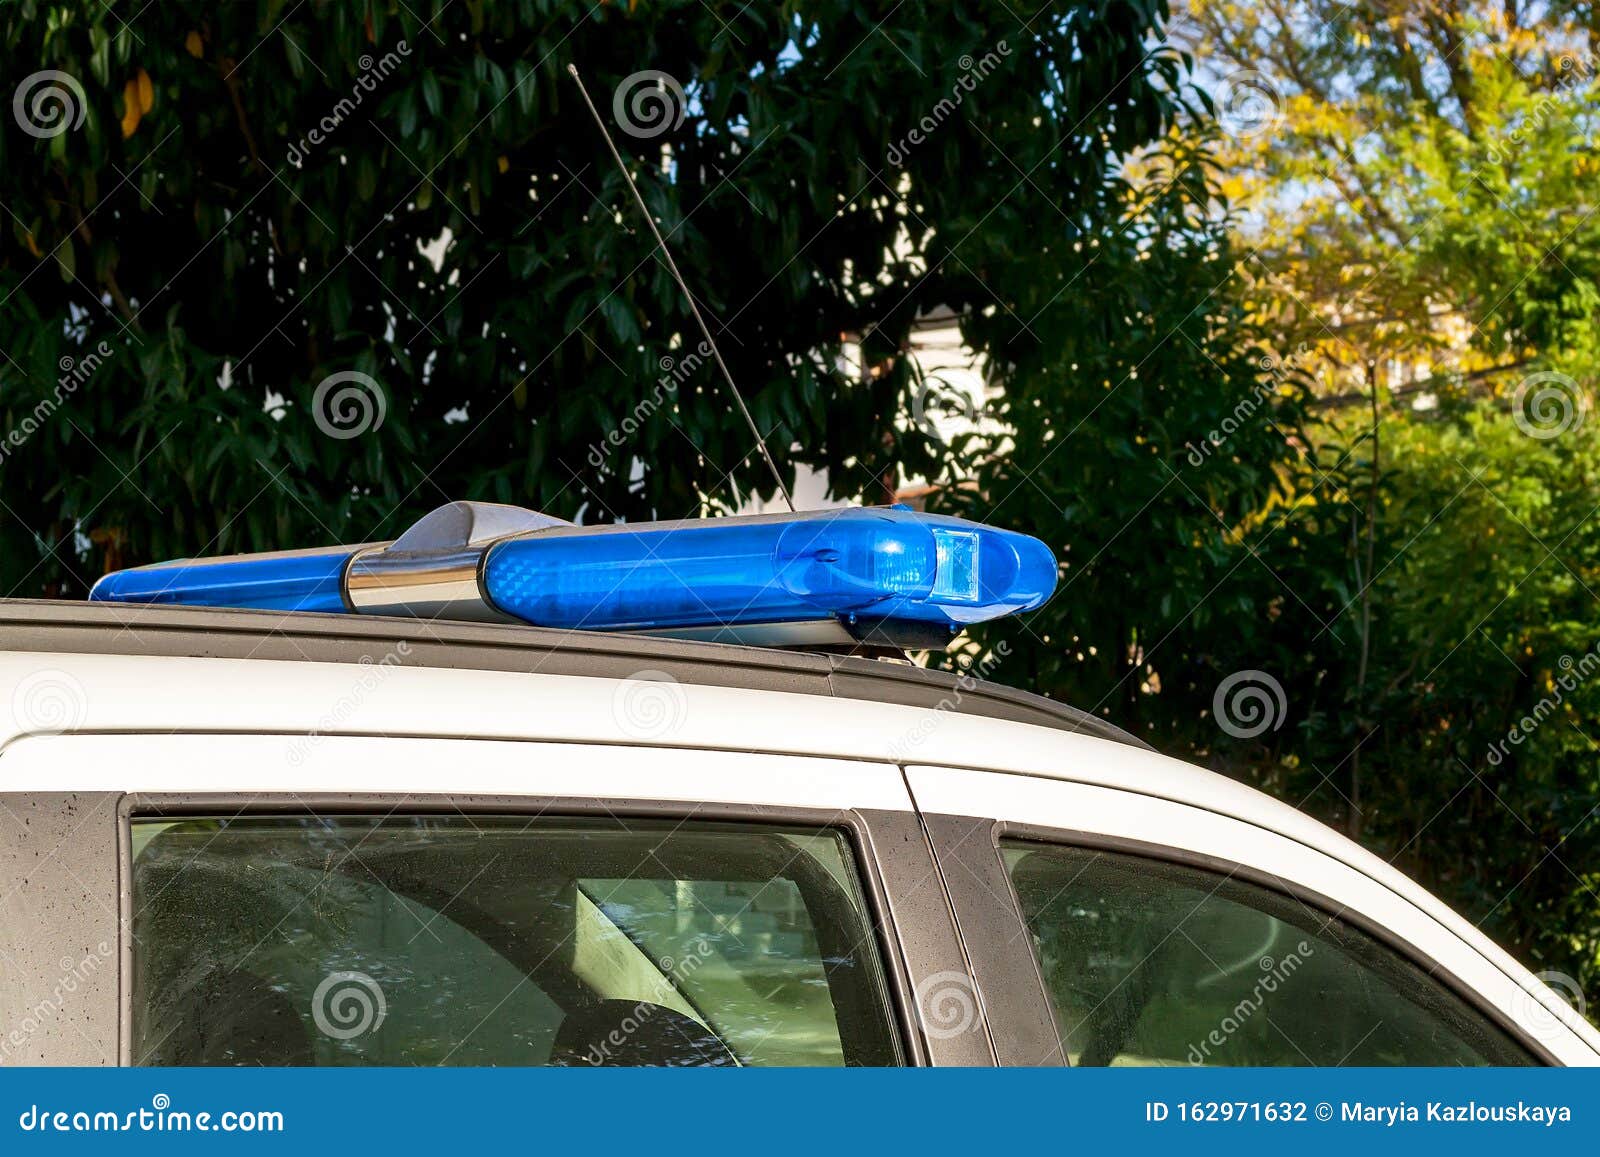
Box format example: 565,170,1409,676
480,507,1056,634
88,547,356,614
86,504,1058,648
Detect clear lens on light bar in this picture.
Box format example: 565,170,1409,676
480,507,1056,632
88,547,356,613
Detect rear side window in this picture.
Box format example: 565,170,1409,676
1003,841,1534,1066
131,816,900,1066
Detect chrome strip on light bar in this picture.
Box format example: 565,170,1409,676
343,501,568,623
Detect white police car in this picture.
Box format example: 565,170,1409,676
0,502,1594,1067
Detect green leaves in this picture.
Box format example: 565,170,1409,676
420,70,442,119
1166,0,1600,994
0,0,1189,585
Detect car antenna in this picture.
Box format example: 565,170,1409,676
566,63,795,513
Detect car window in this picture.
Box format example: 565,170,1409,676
1001,841,1534,1066
131,815,900,1066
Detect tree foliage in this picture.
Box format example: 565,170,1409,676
1032,0,1600,994
1188,0,1600,398
949,137,1323,737
0,0,1180,594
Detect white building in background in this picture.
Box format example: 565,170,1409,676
741,306,1003,514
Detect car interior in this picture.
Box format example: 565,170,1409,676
130,815,901,1067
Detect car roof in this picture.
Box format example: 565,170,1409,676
0,599,1146,751
4,600,1595,1053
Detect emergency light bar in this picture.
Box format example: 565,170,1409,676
88,502,1058,649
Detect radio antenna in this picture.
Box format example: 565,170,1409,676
566,64,795,512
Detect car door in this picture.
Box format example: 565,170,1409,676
0,732,990,1066
905,763,1600,1067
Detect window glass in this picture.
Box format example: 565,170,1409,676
131,816,899,1067
1002,841,1534,1066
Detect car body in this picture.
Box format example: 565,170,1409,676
1,599,1594,1067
